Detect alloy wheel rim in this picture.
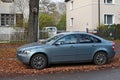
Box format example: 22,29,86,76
32,56,45,69
96,53,106,64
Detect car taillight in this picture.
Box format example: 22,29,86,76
112,42,115,51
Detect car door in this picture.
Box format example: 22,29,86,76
50,34,78,62
75,34,101,61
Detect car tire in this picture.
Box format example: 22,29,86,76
30,54,47,69
94,52,108,65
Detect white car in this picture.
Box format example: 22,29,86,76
42,27,57,37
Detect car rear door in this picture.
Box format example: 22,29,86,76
75,34,101,61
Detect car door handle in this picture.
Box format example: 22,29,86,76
92,45,96,47
70,45,75,48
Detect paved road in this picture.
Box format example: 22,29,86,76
1,68,120,80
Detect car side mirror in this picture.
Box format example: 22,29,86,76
55,41,62,46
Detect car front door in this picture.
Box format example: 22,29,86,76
50,34,78,62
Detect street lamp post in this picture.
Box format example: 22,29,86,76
38,13,39,41
98,0,100,28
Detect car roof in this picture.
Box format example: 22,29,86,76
58,31,104,40
44,27,56,28
59,31,88,35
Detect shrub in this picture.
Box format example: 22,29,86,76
97,24,120,40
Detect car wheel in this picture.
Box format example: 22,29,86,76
94,52,107,65
30,54,47,69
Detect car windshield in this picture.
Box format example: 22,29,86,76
45,34,63,44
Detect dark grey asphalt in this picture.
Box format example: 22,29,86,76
1,68,120,80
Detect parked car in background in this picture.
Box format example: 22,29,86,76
17,32,116,69
42,27,57,37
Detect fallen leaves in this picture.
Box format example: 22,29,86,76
0,43,120,77
0,48,16,58
0,56,120,77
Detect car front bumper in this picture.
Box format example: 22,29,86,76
17,53,31,64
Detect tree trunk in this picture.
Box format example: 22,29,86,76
28,0,39,43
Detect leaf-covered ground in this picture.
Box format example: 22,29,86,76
0,42,120,77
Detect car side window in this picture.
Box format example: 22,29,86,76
91,36,101,43
79,34,101,43
56,35,78,44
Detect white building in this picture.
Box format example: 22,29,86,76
0,0,25,41
65,0,120,32
0,0,23,27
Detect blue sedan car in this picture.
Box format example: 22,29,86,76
17,32,115,69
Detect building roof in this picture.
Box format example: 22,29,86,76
65,0,70,2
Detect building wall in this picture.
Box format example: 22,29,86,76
66,0,93,31
0,1,13,26
0,1,23,27
92,0,120,29
0,2,13,14
66,0,120,32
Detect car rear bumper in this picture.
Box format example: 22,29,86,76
108,51,116,59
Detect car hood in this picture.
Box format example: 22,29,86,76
18,42,48,51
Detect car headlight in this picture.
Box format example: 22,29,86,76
24,50,31,54
19,50,31,54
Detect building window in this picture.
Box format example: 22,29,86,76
1,0,14,3
70,1,73,10
1,14,14,26
70,18,74,26
104,14,114,25
104,0,114,4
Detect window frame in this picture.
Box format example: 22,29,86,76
1,0,14,3
70,0,74,10
104,0,115,4
1,14,15,26
104,14,114,25
55,34,78,45
78,34,101,44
